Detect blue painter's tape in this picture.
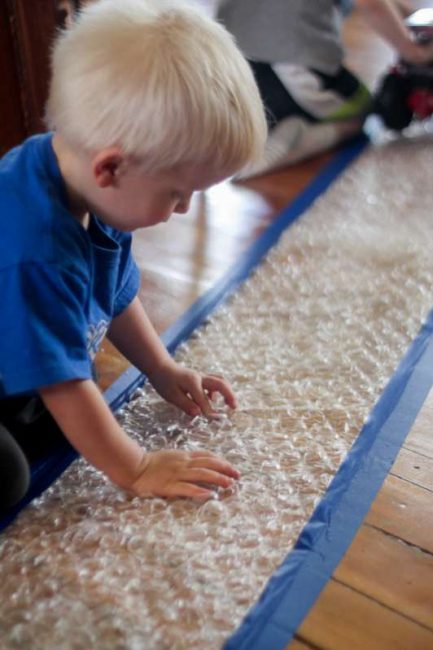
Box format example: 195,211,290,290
225,310,433,650
0,136,367,536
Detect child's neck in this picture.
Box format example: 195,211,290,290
52,134,90,229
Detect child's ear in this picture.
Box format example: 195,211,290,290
92,147,126,188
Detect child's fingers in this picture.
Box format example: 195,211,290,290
202,375,237,409
132,450,240,500
189,454,241,479
171,483,214,500
185,382,217,418
165,373,215,417
183,468,234,489
168,390,204,417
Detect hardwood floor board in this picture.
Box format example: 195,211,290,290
96,340,129,392
403,388,433,460
239,152,332,209
288,638,318,650
404,433,433,461
365,475,433,554
391,447,433,492
334,525,433,630
294,579,433,650
138,273,206,329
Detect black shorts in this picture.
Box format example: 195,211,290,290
0,395,67,463
0,396,69,511
249,60,371,129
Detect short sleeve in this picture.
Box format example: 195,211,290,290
0,262,93,396
113,255,141,317
106,227,140,317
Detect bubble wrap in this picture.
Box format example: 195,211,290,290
1,136,433,649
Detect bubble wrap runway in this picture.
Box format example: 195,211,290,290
1,136,433,649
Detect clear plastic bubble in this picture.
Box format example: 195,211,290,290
1,138,433,648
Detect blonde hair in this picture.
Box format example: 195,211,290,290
46,0,267,174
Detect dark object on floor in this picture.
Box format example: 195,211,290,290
0,424,30,511
373,9,433,131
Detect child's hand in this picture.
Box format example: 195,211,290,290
148,361,237,418
130,449,240,499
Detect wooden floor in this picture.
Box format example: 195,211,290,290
291,390,433,650
95,4,433,649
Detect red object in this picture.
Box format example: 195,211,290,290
407,89,433,119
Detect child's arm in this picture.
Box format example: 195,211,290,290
393,0,415,18
355,0,433,64
39,379,239,498
107,296,237,418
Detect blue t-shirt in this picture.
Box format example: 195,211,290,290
0,133,140,398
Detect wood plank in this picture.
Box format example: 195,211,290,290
335,525,433,630
11,0,58,135
287,638,316,650
96,339,129,392
391,447,433,492
404,388,433,459
0,2,26,154
239,152,332,210
365,475,433,554
295,579,433,650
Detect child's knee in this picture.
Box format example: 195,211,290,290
0,425,31,511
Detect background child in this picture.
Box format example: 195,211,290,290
218,0,433,176
57,0,81,27
0,0,267,512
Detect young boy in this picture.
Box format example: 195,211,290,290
218,0,433,176
0,0,267,512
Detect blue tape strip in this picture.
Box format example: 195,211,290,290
224,312,433,650
0,136,367,536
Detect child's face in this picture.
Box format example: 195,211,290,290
89,161,228,232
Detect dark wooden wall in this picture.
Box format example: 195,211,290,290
0,0,61,156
